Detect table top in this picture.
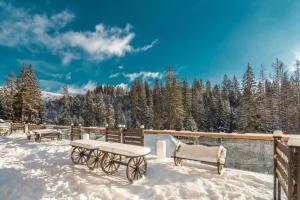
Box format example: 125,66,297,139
70,140,151,157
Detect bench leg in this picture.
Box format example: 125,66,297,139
217,163,224,175
174,157,183,166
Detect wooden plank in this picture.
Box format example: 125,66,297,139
276,169,288,195
275,159,288,184
123,140,143,146
143,129,290,141
123,136,143,142
45,125,292,142
276,141,289,156
274,154,288,173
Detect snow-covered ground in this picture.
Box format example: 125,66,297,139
0,134,276,200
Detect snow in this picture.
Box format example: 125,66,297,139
42,91,62,101
0,134,278,200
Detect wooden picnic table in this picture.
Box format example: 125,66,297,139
70,140,151,182
31,129,62,142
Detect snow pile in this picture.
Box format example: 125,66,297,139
0,134,277,200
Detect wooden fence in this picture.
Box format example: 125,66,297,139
273,132,300,200
9,123,292,142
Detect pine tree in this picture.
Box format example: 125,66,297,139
191,79,205,130
129,80,141,127
164,67,184,130
27,65,43,123
213,85,229,132
240,63,257,132
106,99,115,127
95,91,107,126
114,97,125,126
3,71,17,120
153,80,164,129
83,90,96,126
227,76,241,132
202,81,214,131
182,80,197,131
144,81,154,128
60,85,71,125
256,66,267,132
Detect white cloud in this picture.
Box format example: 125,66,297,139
109,73,121,78
133,39,159,52
126,71,163,81
66,72,72,80
68,81,97,95
0,2,157,65
288,52,300,72
115,83,128,90
109,71,162,81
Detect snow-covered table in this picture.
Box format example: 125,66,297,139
70,140,151,182
31,129,62,142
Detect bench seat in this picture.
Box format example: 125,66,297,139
70,140,151,157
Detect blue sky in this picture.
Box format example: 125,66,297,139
1,0,300,94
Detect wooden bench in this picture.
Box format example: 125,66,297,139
10,122,26,134
27,124,46,140
70,140,151,182
28,124,61,142
173,143,227,174
32,129,62,142
123,128,144,146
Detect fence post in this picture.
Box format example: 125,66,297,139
9,122,12,135
273,130,283,200
24,122,27,133
79,124,82,139
287,137,300,200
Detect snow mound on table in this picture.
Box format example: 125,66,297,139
0,134,280,200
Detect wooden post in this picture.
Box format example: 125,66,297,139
78,124,82,140
9,122,12,135
71,124,74,141
140,125,145,146
24,122,27,133
287,137,300,200
273,130,283,200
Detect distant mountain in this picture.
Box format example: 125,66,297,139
42,91,62,101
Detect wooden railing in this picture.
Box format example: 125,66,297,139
273,131,300,200
9,123,293,142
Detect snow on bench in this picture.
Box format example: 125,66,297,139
173,143,227,174
70,140,151,157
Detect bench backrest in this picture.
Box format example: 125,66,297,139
71,125,81,141
28,124,46,131
123,128,144,146
105,128,122,143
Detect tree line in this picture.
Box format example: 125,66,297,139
1,59,300,134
